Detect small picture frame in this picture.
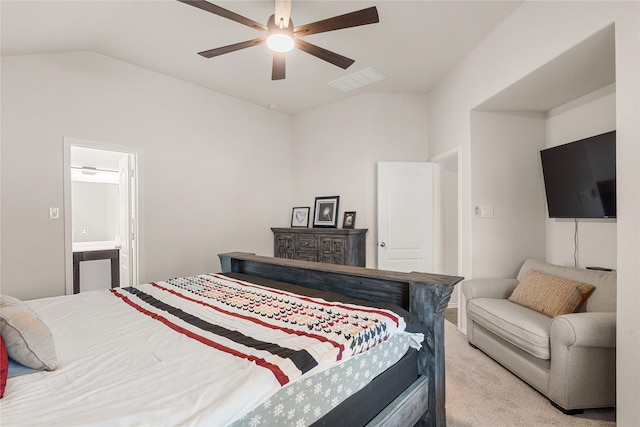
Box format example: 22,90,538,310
342,211,356,229
313,196,340,228
291,207,310,228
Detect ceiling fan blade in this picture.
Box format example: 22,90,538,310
295,39,355,69
178,0,268,32
294,6,378,37
198,38,265,58
272,52,286,80
274,0,292,29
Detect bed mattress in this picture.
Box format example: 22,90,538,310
1,273,424,426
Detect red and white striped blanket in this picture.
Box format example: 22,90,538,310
2,274,410,426
111,274,406,387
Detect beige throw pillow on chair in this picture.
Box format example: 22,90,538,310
508,269,595,317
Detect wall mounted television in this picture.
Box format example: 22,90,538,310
540,130,616,219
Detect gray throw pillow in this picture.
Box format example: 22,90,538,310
0,295,58,370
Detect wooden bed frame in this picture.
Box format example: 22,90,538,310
219,252,463,426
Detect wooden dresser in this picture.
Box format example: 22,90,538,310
271,228,367,267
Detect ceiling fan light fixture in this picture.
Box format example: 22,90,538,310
180,2,380,80
266,14,294,53
266,33,294,52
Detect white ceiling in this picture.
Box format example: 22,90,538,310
1,0,523,115
478,24,616,112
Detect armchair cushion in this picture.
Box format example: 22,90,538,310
508,270,595,317
468,298,552,359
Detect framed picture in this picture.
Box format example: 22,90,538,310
313,196,340,228
342,211,356,229
291,207,310,228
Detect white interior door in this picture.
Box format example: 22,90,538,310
377,162,440,273
118,155,131,287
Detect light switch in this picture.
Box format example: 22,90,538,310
49,207,60,220
480,205,494,218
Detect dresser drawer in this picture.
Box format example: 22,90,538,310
296,234,318,251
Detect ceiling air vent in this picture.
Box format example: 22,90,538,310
328,67,386,92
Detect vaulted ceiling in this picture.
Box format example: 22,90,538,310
1,0,522,115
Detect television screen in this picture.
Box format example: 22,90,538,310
540,130,616,218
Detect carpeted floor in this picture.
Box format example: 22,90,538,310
444,320,616,426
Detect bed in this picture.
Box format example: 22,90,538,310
0,252,462,426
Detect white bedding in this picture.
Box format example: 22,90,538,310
1,274,409,426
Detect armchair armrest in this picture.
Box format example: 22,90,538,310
549,312,616,409
551,312,616,348
462,278,519,301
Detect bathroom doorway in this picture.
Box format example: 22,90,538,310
63,138,140,294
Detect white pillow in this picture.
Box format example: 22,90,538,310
0,295,58,370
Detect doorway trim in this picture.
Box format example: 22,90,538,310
431,146,463,324
63,137,143,295
431,146,463,275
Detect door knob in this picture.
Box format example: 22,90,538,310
379,242,386,247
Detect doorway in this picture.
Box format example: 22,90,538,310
431,147,462,322
63,138,140,294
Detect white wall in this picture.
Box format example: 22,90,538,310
1,52,292,300
427,2,639,423
72,182,119,242
470,111,547,278
545,84,617,269
291,93,429,267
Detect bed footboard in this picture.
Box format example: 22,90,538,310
219,252,462,426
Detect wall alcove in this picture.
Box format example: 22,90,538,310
460,24,616,329
472,23,616,269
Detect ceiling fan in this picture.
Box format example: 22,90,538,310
178,0,379,80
